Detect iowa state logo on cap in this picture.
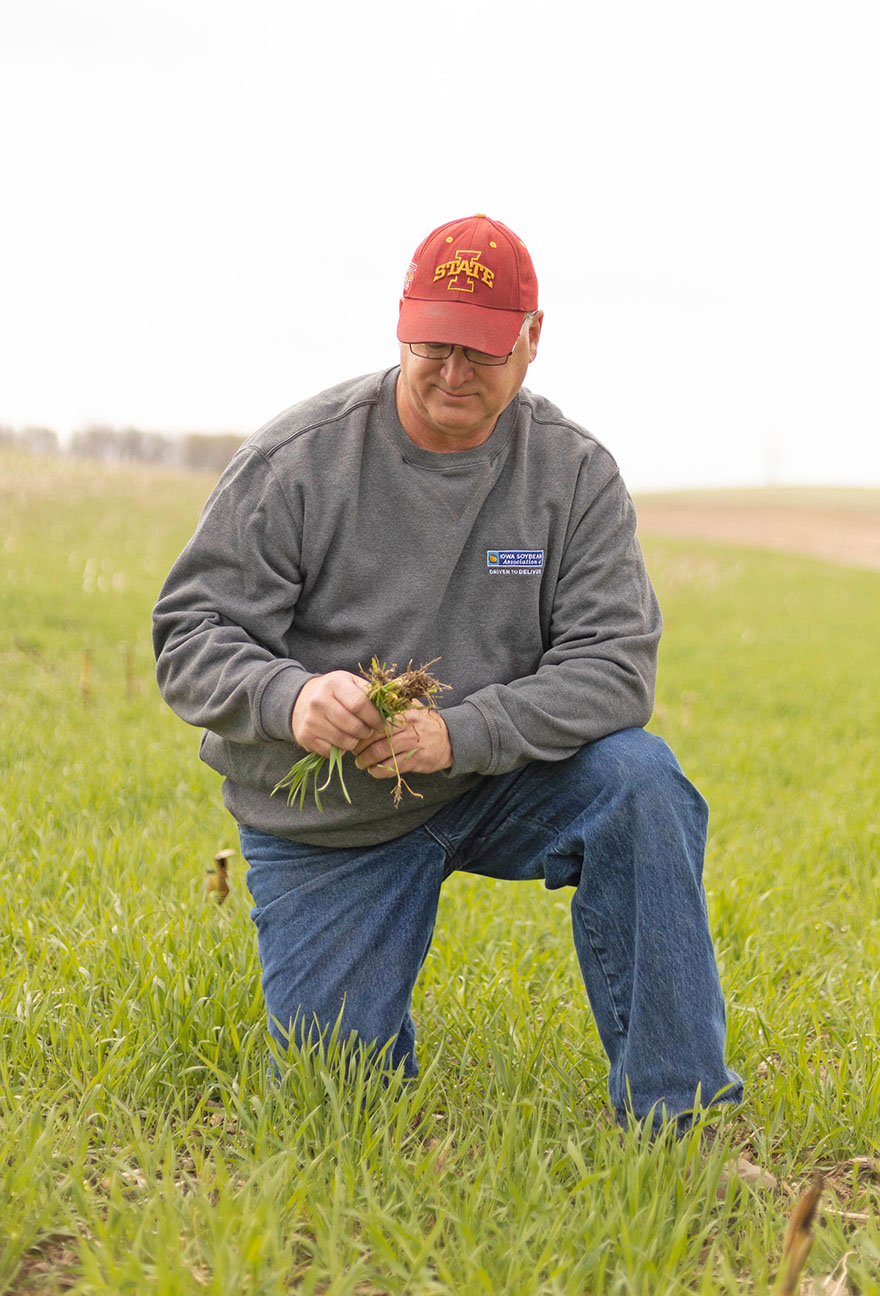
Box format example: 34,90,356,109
433,249,495,292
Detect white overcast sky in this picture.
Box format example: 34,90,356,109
1,0,878,491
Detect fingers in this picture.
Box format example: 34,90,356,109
354,708,452,777
291,671,384,756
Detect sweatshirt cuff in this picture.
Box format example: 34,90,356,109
257,664,314,742
441,701,494,776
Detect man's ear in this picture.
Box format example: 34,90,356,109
527,310,544,362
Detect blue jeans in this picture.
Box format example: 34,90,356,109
240,728,743,1129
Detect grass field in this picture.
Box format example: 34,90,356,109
1,450,878,1294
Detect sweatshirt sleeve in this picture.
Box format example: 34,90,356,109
441,469,661,776
152,448,312,745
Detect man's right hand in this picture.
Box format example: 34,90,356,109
291,671,385,757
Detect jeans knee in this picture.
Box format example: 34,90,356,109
592,727,671,781
589,730,706,820
544,733,709,888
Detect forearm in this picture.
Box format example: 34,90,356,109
442,643,658,776
153,606,312,743
152,449,311,744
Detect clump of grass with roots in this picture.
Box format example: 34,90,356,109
272,658,449,810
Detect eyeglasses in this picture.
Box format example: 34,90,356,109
407,342,513,367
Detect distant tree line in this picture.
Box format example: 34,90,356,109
0,422,247,474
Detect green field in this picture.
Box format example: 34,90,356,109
1,450,878,1294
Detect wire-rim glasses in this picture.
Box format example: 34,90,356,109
407,342,513,367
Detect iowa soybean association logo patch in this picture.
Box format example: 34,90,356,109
487,549,544,574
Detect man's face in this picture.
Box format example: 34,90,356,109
396,312,543,452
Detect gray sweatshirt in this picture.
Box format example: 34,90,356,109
152,367,662,846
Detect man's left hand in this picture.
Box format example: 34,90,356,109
353,706,452,778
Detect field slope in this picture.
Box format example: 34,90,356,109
635,485,880,571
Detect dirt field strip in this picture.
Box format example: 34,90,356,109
634,488,880,572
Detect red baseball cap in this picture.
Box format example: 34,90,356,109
397,213,539,356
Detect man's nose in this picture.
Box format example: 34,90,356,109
440,347,475,386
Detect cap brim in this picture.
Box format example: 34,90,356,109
397,298,525,356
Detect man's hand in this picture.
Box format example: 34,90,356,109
354,705,452,778
292,671,385,757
